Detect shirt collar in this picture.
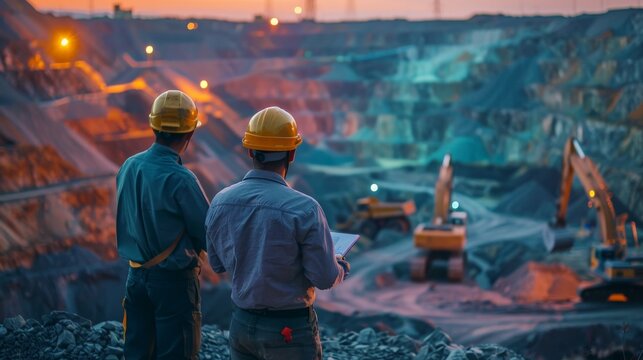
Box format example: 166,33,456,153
149,143,182,165
243,169,288,186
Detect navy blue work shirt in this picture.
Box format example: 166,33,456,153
116,143,209,270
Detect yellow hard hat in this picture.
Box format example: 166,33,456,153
242,106,303,151
149,90,200,133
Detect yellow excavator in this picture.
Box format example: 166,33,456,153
546,137,642,302
410,154,467,282
336,196,416,240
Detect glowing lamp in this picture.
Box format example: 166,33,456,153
270,17,279,26
187,22,198,30
199,80,208,89
370,184,379,192
451,200,460,210
294,6,303,15
60,37,70,48
589,190,596,198
145,45,154,55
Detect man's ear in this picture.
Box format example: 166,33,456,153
288,150,296,163
248,149,254,158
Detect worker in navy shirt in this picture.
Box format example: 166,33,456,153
116,90,208,360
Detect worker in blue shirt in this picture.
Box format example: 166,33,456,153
205,106,350,360
116,90,209,360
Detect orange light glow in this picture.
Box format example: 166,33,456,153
608,293,628,302
294,6,303,14
187,21,198,30
145,45,154,55
269,17,279,26
59,37,70,47
199,80,208,89
588,190,596,198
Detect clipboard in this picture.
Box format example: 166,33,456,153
331,231,360,257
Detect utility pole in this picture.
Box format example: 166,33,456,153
434,0,441,19
346,0,356,20
305,0,316,21
265,0,273,18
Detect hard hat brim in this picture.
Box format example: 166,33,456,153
149,118,201,133
242,132,302,151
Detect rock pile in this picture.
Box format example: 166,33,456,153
323,327,419,360
0,312,123,360
493,261,580,303
415,329,524,360
0,311,526,360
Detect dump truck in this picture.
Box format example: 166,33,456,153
545,137,643,302
336,195,415,240
410,154,467,282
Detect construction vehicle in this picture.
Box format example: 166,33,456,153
410,154,467,282
336,195,415,240
546,137,643,302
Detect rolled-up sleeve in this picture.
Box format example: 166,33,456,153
299,204,344,290
176,175,210,251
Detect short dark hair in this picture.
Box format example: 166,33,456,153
153,130,191,146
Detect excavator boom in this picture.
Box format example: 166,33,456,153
433,154,453,225
554,138,623,247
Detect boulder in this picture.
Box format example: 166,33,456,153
4,315,26,331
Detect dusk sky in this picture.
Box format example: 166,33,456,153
30,0,641,21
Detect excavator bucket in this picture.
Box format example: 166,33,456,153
543,226,576,252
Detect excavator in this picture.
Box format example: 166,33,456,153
546,137,643,302
410,154,467,282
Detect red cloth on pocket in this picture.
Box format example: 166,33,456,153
280,326,293,343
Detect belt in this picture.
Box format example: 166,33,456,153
239,306,312,318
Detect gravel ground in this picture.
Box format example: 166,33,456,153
0,311,524,360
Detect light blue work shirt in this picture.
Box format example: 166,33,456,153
116,143,209,270
205,169,344,310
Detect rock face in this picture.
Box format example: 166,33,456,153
0,311,525,360
0,185,117,271
0,145,82,193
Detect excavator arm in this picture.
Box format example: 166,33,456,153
553,137,625,248
433,154,453,226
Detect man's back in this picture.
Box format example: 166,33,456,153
206,169,342,310
118,90,207,360
116,143,208,269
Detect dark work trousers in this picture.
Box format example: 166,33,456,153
122,266,201,360
229,306,322,360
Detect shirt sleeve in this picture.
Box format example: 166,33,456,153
206,228,226,273
176,174,210,252
299,203,345,290
205,199,226,273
